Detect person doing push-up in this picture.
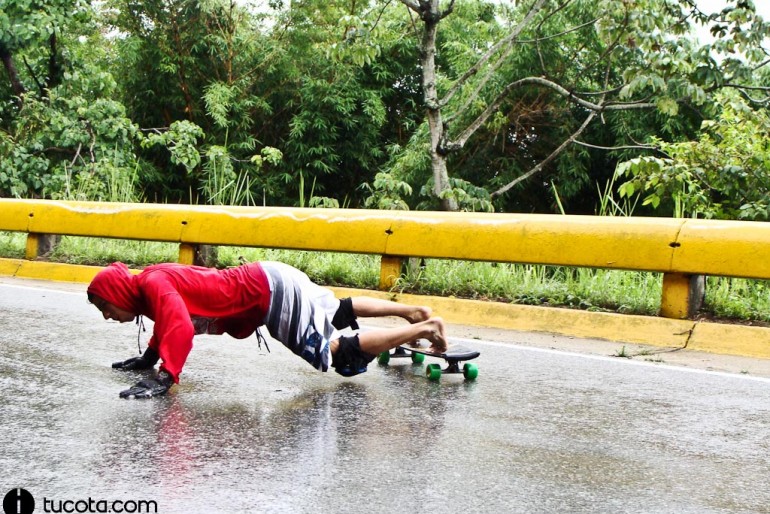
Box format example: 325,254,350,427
88,261,447,398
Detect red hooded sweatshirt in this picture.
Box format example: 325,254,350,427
88,262,270,382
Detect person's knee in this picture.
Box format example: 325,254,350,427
331,334,375,377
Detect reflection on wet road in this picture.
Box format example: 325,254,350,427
1,282,769,514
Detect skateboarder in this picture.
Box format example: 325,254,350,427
88,261,447,399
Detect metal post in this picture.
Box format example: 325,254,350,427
379,255,405,291
660,272,705,319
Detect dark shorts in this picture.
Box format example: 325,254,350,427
331,334,375,377
331,297,359,330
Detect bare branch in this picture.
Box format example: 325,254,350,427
439,0,456,20
517,17,599,44
575,85,626,96
368,0,396,34
736,89,770,106
22,55,46,97
0,43,26,101
88,126,96,163
70,143,83,167
439,0,549,109
446,76,654,152
752,57,770,71
491,63,610,197
722,83,770,92
573,140,657,152
491,111,598,198
397,0,420,13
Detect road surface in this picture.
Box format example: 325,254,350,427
1,278,769,514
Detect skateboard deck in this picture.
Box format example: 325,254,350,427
378,341,480,381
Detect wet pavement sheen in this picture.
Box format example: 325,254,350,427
1,281,770,514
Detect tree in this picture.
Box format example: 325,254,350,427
616,90,770,220
0,0,91,104
0,0,145,200
102,0,410,206
376,0,769,211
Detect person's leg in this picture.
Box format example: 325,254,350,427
350,297,432,324
329,317,448,377
330,317,447,356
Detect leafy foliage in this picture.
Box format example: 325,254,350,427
361,172,413,210
377,0,769,212
616,92,770,220
1,0,768,218
0,6,142,200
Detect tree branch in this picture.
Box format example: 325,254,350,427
517,17,599,44
47,31,63,90
0,43,26,100
398,0,420,13
752,57,770,71
491,110,598,198
722,83,770,92
572,140,657,152
439,0,456,20
439,0,549,110
445,76,654,153
70,143,83,167
369,0,395,34
22,56,45,97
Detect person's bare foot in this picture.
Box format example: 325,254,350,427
404,306,432,324
424,317,447,352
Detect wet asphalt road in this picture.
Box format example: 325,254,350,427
1,281,770,514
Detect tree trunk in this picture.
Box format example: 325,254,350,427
193,244,219,268
0,43,26,101
429,149,457,211
420,3,458,211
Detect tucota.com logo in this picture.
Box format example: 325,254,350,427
3,489,158,514
3,489,34,514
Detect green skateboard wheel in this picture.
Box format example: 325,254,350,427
378,351,391,365
426,363,442,381
411,352,425,364
463,362,479,380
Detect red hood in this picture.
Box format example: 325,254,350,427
87,262,142,313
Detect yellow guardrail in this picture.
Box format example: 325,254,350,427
1,199,768,320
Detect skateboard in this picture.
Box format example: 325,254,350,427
378,341,480,381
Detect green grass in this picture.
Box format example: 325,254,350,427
703,276,770,324
395,260,662,315
0,231,24,258
217,246,380,289
2,230,769,324
48,237,179,267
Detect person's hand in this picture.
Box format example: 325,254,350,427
111,347,159,370
119,370,174,399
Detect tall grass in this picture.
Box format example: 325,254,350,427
216,247,379,288
0,231,25,259
45,237,179,267
0,232,178,267
395,260,662,315
704,277,770,323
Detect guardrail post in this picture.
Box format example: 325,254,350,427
178,243,195,265
178,243,218,266
379,255,405,291
660,272,705,319
24,233,60,259
24,233,40,260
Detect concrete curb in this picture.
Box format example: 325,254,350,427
2,257,769,360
